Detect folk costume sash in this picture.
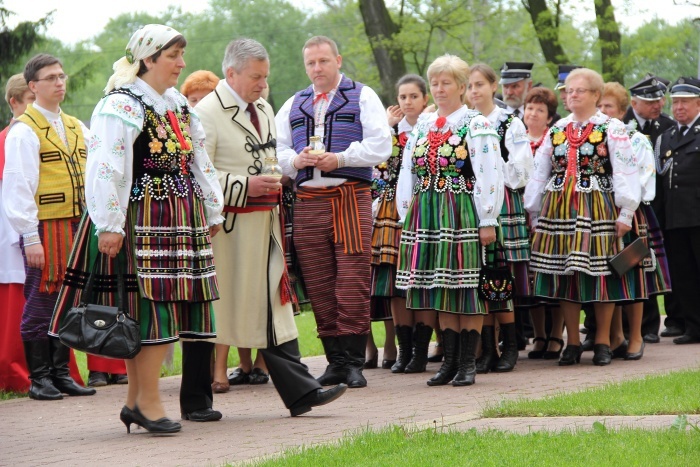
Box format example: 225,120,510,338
296,181,370,255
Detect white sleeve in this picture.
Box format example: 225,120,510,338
608,119,641,225
632,132,656,202
1,123,40,237
395,127,419,221
86,95,142,235
274,97,299,177
523,131,553,217
468,115,504,227
338,86,392,167
502,117,534,189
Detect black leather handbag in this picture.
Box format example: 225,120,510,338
58,255,141,359
477,241,515,302
608,231,650,278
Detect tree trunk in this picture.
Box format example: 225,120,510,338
358,0,406,104
522,0,570,80
594,0,623,83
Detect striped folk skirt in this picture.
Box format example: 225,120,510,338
641,203,671,296
499,187,532,299
50,187,218,345
282,186,309,314
397,190,487,315
530,179,646,303
370,196,405,305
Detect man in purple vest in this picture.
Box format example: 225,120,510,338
276,36,391,389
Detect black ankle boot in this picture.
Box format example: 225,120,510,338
427,329,459,386
453,329,479,386
391,325,413,373
340,334,368,388
404,322,433,374
49,339,96,396
494,322,518,372
476,325,497,374
23,340,62,400
316,337,346,386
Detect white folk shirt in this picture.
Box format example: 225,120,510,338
275,74,392,187
484,107,533,190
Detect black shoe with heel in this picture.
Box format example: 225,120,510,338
120,406,141,434
558,345,582,366
611,340,628,359
363,352,378,369
132,406,181,434
592,344,612,366
527,337,547,359
543,337,564,360
625,341,645,360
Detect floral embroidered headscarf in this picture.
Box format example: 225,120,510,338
104,24,182,93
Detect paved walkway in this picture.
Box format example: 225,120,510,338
1,336,699,466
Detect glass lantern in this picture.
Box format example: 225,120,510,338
261,154,283,179
309,135,326,155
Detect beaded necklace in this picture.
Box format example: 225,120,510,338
564,122,594,184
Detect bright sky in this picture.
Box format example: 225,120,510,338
3,0,699,46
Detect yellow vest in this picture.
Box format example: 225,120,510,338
17,105,87,220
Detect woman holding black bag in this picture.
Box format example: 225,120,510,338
50,24,224,433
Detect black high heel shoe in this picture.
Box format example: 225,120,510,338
120,406,141,434
558,344,582,366
132,406,182,434
611,340,628,359
543,337,564,360
527,337,547,359
363,352,378,369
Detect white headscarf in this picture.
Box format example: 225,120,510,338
104,24,183,94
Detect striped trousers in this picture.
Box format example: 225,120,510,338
293,188,372,337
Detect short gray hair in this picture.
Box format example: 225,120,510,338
222,38,269,75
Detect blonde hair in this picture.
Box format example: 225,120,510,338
180,70,219,97
302,36,339,56
565,68,604,104
5,73,30,107
602,82,629,114
427,54,470,97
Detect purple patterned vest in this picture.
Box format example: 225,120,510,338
289,75,371,184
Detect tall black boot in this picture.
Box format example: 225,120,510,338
476,325,497,374
391,325,413,373
453,329,479,386
404,322,433,373
426,329,459,386
341,334,368,388
49,338,96,396
494,322,519,372
316,336,346,386
23,340,62,400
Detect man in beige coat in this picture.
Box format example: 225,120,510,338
195,38,346,416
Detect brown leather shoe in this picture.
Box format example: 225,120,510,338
211,380,230,393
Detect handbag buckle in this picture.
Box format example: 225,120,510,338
94,319,106,327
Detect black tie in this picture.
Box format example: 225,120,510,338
247,102,261,137
679,125,688,137
642,120,651,134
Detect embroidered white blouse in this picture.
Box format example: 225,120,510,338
395,105,505,227
87,78,224,235
484,107,533,190
524,110,640,227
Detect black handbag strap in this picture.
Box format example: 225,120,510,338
80,254,125,312
482,240,508,268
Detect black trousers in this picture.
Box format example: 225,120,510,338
260,338,322,409
665,227,700,338
180,341,214,414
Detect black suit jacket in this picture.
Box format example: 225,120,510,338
655,121,700,230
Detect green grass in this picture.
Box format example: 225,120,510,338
482,369,700,418
247,424,699,466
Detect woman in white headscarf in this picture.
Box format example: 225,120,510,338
49,24,224,433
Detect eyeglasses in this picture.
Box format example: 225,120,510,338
33,74,69,84
565,88,593,96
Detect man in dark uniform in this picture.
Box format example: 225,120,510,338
554,65,580,116
624,74,678,343
655,77,700,345
500,62,533,119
